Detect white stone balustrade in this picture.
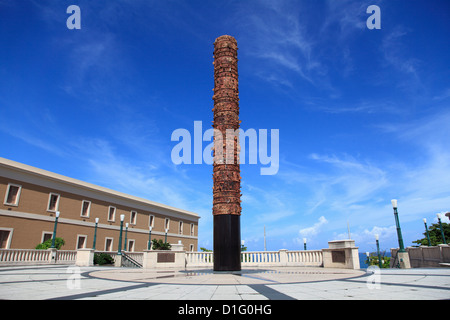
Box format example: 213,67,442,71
0,241,365,270
0,249,52,264
185,251,213,267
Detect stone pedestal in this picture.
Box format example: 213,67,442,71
142,250,186,269
323,240,360,269
48,248,57,263
397,251,411,269
76,248,95,266
114,254,122,267
171,241,184,251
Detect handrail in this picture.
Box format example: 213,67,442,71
121,252,143,268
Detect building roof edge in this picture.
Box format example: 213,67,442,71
0,157,200,220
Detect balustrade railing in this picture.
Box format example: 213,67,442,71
286,250,323,266
184,250,323,268
56,250,77,263
0,248,324,268
185,251,213,267
241,251,280,265
0,249,51,264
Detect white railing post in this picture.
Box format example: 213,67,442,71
279,249,288,266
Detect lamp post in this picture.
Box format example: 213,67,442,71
303,238,307,250
123,223,129,251
93,218,99,250
148,226,153,250
50,211,60,249
437,213,447,245
366,252,370,266
375,234,383,269
117,214,125,255
391,199,405,252
164,228,168,244
423,218,431,246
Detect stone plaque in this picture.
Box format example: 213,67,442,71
332,250,346,263
157,252,175,263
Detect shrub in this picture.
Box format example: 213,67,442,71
94,253,115,265
151,239,171,250
35,237,65,250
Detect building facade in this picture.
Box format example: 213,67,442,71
0,157,199,252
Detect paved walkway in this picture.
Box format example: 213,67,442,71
0,265,449,300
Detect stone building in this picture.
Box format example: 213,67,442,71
0,157,199,252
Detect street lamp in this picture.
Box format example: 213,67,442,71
366,252,370,266
148,226,153,250
123,223,129,251
437,213,447,245
391,199,405,252
50,211,60,249
375,234,382,269
423,218,431,247
303,238,307,250
118,214,125,255
93,218,99,250
164,228,169,244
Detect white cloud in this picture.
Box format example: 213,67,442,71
234,1,320,85
299,216,328,238
306,153,388,212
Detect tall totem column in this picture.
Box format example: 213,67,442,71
212,35,242,271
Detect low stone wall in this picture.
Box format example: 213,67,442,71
143,250,186,269
391,245,450,268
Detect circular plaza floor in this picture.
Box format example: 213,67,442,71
88,267,366,285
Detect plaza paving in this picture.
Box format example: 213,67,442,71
0,264,449,300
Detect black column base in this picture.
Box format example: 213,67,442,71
213,214,241,271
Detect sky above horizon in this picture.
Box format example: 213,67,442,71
1,0,449,253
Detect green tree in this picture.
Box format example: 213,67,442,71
365,251,390,268
35,237,65,250
413,222,449,246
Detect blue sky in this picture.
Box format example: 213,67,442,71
1,0,449,253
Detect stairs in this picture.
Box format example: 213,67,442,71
121,252,142,268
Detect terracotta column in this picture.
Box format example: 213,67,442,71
212,35,241,271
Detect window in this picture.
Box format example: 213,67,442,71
149,215,155,228
190,224,195,236
4,184,21,206
47,193,60,212
107,206,116,222
76,235,87,249
179,221,183,235
164,218,170,231
41,232,53,243
80,200,91,218
105,238,113,251
127,240,135,252
130,211,137,225
0,229,12,249
189,244,194,252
